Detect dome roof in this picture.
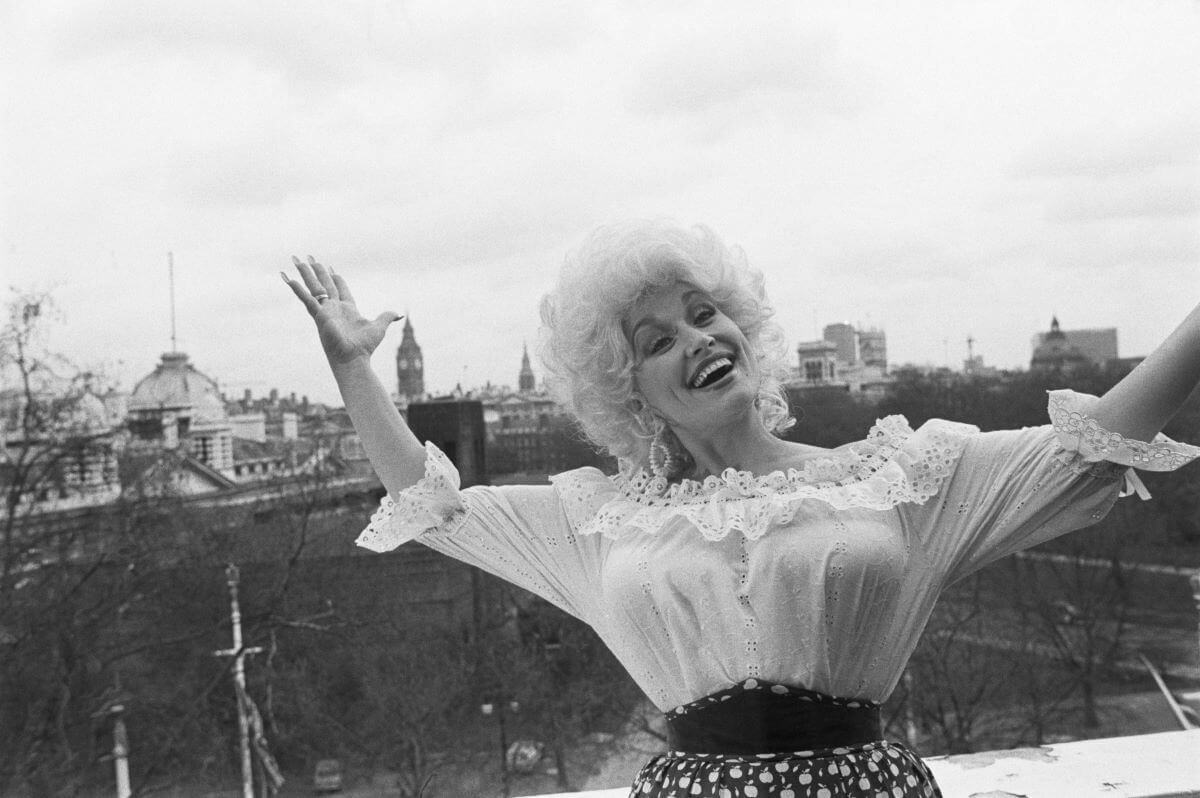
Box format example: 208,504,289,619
1031,317,1088,371
129,352,227,423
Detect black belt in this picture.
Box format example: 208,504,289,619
665,682,882,755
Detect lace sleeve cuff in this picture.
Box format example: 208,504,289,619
1047,389,1200,472
355,442,469,553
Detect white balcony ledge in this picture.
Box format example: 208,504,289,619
524,730,1200,798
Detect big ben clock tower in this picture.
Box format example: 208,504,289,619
396,316,425,401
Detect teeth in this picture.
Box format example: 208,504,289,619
691,357,732,388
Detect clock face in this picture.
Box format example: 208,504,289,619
414,358,422,369
399,358,408,369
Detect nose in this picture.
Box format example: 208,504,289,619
685,330,716,357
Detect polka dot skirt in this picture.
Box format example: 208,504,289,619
629,681,942,798
629,742,941,798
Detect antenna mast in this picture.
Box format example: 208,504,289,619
168,251,178,353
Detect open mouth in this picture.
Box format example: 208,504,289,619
690,356,735,389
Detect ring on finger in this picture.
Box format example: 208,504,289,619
313,293,330,303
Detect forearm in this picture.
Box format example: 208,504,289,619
1091,302,1200,442
330,356,428,495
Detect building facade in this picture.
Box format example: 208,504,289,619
127,351,235,477
1030,317,1092,374
1031,324,1117,369
0,385,123,512
792,324,890,400
407,399,488,487
795,340,840,384
857,328,888,370
822,323,858,364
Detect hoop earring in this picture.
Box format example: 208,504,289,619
648,419,677,480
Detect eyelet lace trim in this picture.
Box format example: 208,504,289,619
612,416,964,505
1047,389,1200,471
562,416,980,541
356,443,469,553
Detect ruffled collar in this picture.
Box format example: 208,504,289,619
612,415,917,506
557,414,977,540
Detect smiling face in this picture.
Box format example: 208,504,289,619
626,282,759,433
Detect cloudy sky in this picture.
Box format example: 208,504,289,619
4,0,1198,405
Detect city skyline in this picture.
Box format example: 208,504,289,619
99,311,1119,407
5,1,1198,405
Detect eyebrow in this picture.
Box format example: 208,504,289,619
627,290,710,345
628,316,660,346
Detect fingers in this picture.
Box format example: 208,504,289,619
290,256,321,299
330,271,355,305
283,257,391,325
290,255,338,303
307,256,339,301
280,271,320,315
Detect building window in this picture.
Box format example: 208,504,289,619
195,435,211,465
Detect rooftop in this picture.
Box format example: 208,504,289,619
523,730,1200,798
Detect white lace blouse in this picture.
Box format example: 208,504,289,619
358,390,1199,712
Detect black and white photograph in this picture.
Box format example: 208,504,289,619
3,2,1200,796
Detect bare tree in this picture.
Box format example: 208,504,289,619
1011,508,1138,733
0,290,134,793
899,575,1030,753
488,596,644,792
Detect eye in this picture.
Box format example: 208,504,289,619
694,304,716,324
648,334,673,354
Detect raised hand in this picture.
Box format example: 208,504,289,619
281,256,402,365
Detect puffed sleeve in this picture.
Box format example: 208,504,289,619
356,442,616,621
902,389,1200,586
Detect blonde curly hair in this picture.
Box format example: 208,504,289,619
538,220,794,472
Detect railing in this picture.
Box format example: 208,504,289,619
523,730,1200,798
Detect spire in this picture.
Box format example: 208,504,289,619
518,341,535,393
168,251,178,353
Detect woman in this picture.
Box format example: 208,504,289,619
283,221,1199,798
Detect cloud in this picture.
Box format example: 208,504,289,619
1044,177,1200,223
1001,122,1200,224
53,0,365,88
44,0,593,113
11,1,1200,401
369,1,595,76
626,13,861,121
1042,218,1200,270
166,138,354,207
1011,123,1200,180
815,234,973,283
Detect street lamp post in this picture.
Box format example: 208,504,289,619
213,564,264,798
109,601,132,798
110,702,131,798
481,699,520,797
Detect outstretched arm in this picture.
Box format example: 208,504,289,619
1091,302,1200,442
282,257,428,495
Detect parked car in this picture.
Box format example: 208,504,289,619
313,759,343,793
506,740,545,774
